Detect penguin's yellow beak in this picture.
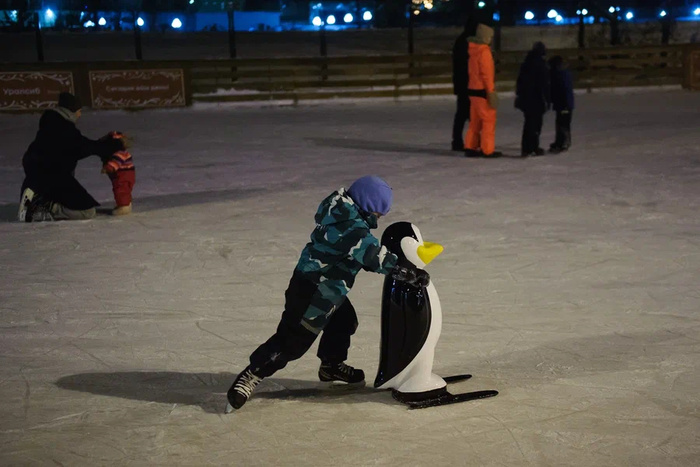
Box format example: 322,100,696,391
417,242,443,266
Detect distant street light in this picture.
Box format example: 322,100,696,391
312,16,322,26
625,12,633,20
660,10,667,18
344,13,353,23
171,18,182,29
98,17,106,26
524,11,535,21
326,15,336,25
547,9,558,19
363,11,373,21
478,1,485,8
137,17,145,27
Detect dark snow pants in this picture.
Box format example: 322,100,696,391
521,110,545,155
451,94,471,149
248,271,358,378
553,110,573,149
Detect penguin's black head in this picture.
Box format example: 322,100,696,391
381,222,443,268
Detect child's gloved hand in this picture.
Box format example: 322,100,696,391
391,265,430,288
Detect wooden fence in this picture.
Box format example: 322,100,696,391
189,45,692,104
0,44,697,109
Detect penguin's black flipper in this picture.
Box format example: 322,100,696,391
403,390,498,410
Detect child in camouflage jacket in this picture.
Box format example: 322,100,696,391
226,175,430,412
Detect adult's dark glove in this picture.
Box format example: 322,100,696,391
391,264,430,288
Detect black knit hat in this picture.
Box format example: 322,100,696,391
474,9,495,28
532,41,547,56
58,92,82,112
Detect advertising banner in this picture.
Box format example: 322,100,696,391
89,69,186,109
0,71,74,110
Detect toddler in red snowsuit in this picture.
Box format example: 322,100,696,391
101,132,135,216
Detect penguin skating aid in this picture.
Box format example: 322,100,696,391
374,222,498,409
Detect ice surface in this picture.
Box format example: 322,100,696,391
1,90,699,466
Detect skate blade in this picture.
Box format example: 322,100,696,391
224,403,235,414
323,380,367,390
405,389,498,409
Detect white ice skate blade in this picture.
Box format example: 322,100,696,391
224,402,235,414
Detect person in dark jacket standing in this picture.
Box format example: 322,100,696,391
451,17,478,151
548,55,575,153
18,92,123,222
515,42,551,157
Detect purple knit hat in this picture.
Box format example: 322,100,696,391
347,175,393,215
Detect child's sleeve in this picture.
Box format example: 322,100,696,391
349,232,398,274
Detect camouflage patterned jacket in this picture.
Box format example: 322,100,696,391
295,188,398,333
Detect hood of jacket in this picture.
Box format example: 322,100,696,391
315,188,378,230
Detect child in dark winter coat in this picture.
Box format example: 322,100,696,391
100,132,135,216
226,175,430,412
548,55,575,153
515,42,551,157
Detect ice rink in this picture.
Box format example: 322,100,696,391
1,89,699,466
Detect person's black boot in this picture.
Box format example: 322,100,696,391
318,362,365,384
464,149,482,158
226,366,263,413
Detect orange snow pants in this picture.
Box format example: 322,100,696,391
465,97,497,155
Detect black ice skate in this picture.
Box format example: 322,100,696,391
318,362,365,385
18,188,53,223
225,366,262,413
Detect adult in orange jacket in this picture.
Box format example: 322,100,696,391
464,22,501,158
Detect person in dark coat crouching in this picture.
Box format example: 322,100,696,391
548,55,575,154
18,92,124,222
515,42,551,157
